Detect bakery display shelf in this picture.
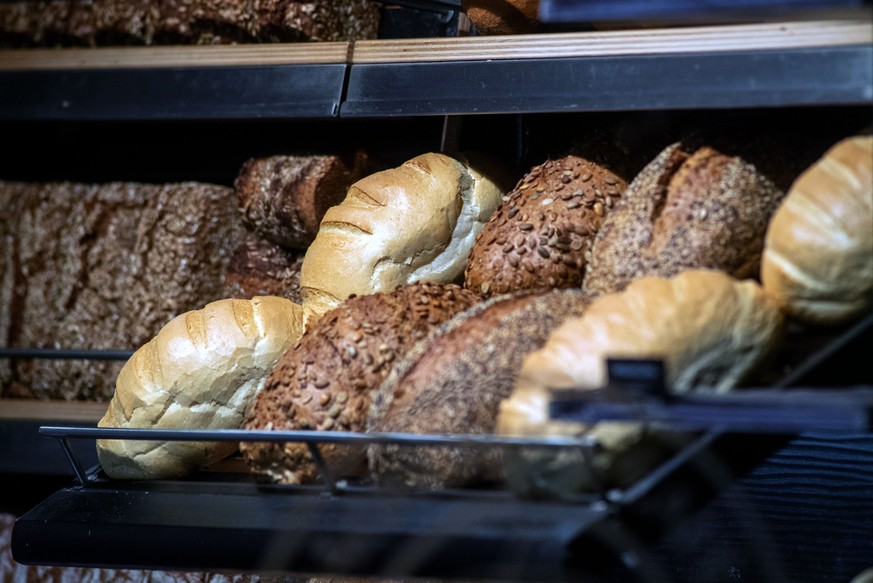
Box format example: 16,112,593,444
9,312,873,580
1,19,870,120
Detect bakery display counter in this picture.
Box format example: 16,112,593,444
1,19,870,120
10,312,873,581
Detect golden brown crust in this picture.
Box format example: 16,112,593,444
464,155,627,298
367,288,596,489
300,153,507,316
461,0,540,35
96,296,306,480
761,135,873,324
583,143,785,294
499,270,784,497
241,282,479,484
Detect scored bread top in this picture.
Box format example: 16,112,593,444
299,152,506,316
97,296,306,480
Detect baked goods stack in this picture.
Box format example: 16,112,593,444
24,128,865,490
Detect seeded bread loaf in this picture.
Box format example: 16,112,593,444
0,180,245,402
300,152,511,316
499,270,784,498
582,143,785,294
0,0,380,47
241,282,480,484
761,135,873,325
97,296,306,480
465,155,627,298
235,152,371,250
367,288,596,489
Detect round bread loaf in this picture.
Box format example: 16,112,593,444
299,152,510,316
498,270,784,498
241,282,479,485
761,135,873,325
465,155,627,298
235,152,370,250
96,296,306,480
582,143,785,294
367,288,596,490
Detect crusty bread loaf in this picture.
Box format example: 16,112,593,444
498,270,784,497
582,143,785,294
461,0,540,35
367,288,596,489
0,0,380,47
300,152,509,316
223,233,304,304
761,135,873,325
465,155,627,298
0,180,246,402
241,282,479,485
235,152,371,250
97,296,305,480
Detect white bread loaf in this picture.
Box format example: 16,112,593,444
97,296,306,480
498,270,784,497
761,135,873,325
300,152,509,315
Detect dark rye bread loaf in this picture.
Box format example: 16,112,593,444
0,181,246,401
582,143,785,295
241,282,480,485
224,233,304,304
234,152,372,250
367,288,596,489
0,0,380,47
464,155,627,298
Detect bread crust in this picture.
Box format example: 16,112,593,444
300,152,506,315
761,135,873,324
465,154,626,298
96,296,305,480
241,282,479,484
367,288,595,489
583,143,785,294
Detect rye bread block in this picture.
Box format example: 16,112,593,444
582,143,786,294
367,288,597,490
241,282,480,484
223,233,304,304
465,155,627,298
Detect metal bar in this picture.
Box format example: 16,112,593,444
306,442,338,492
0,347,134,360
380,0,461,13
58,438,90,485
39,425,599,449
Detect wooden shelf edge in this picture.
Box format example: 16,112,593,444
352,19,873,63
0,398,106,422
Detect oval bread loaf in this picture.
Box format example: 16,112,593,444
498,270,784,498
465,154,627,298
582,143,785,294
96,296,306,480
367,288,596,489
761,135,873,325
299,152,509,316
241,282,479,484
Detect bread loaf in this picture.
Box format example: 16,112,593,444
498,270,784,497
223,233,304,304
461,0,539,35
0,181,246,402
582,143,785,294
241,282,479,485
761,135,873,325
465,155,627,298
367,288,596,489
300,152,510,316
97,296,305,480
235,152,371,249
0,0,380,47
